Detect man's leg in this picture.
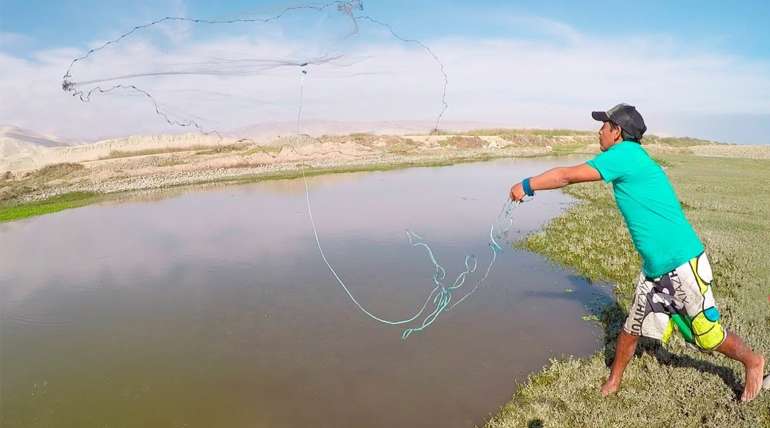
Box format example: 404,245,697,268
601,329,639,397
678,254,766,402
714,332,765,402
603,273,650,397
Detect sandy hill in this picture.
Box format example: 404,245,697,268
0,120,502,172
0,126,74,171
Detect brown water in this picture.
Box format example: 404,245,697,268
0,158,612,428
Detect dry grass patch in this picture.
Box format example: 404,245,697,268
241,145,284,156
439,135,486,149
0,162,86,202
383,137,422,154
194,143,250,155
692,144,770,160
466,128,595,138
102,146,207,159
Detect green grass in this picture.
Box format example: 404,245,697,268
488,155,770,428
0,192,101,222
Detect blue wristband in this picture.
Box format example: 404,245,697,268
522,178,535,197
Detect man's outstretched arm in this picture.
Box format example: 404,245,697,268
510,163,601,201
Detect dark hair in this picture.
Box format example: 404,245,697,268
608,121,640,143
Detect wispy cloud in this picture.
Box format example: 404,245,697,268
1,14,769,143
0,31,33,48
493,14,584,45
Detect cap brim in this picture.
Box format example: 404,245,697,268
591,111,610,122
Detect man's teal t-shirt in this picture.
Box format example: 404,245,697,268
586,141,703,277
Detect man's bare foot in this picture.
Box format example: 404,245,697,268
741,354,765,402
600,378,620,397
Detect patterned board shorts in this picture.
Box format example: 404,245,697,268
623,252,726,351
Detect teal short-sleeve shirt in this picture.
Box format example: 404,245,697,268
586,141,704,277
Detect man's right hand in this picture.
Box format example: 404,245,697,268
510,182,526,202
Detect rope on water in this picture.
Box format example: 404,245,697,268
402,198,518,338
303,173,519,339
297,64,519,339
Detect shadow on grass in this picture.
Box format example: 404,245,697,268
599,299,743,399
527,419,544,428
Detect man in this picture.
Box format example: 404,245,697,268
509,103,767,402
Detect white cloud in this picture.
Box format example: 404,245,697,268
0,31,33,48
1,15,769,143
493,15,584,45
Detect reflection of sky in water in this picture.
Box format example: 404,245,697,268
0,158,578,305
0,157,614,428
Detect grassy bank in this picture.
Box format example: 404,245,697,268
487,155,770,427
0,151,526,223
0,192,100,223
0,132,720,223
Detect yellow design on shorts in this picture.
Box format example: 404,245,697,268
624,253,726,351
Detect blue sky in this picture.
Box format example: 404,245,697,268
4,0,769,57
2,0,769,143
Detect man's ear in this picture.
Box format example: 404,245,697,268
615,126,623,142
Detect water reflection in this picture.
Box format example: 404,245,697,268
0,157,611,428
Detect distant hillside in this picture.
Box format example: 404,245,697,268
464,128,718,145
0,126,75,171
0,123,736,174
230,119,505,139
0,126,71,148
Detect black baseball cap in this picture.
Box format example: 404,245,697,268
592,103,647,140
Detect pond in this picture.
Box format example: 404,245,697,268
0,157,613,428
